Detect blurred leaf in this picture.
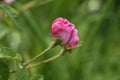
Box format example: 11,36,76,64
0,48,30,80
0,47,16,56
0,59,9,80
7,31,21,50
0,25,8,40
30,74,44,80
0,4,20,30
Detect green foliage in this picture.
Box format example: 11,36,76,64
0,48,29,80
0,0,120,80
0,59,9,80
0,4,20,30
30,74,44,80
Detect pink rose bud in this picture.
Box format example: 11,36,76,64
51,17,79,48
4,0,15,4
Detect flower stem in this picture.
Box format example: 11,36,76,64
23,41,56,66
26,48,65,69
21,0,52,11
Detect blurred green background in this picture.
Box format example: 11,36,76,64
0,0,120,80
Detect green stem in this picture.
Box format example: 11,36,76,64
26,48,65,69
21,0,52,11
23,41,56,66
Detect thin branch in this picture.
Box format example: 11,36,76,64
26,48,65,69
21,0,52,11
23,41,56,66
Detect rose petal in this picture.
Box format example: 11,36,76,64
67,36,79,48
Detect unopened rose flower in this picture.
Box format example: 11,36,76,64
51,17,79,48
4,0,15,4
